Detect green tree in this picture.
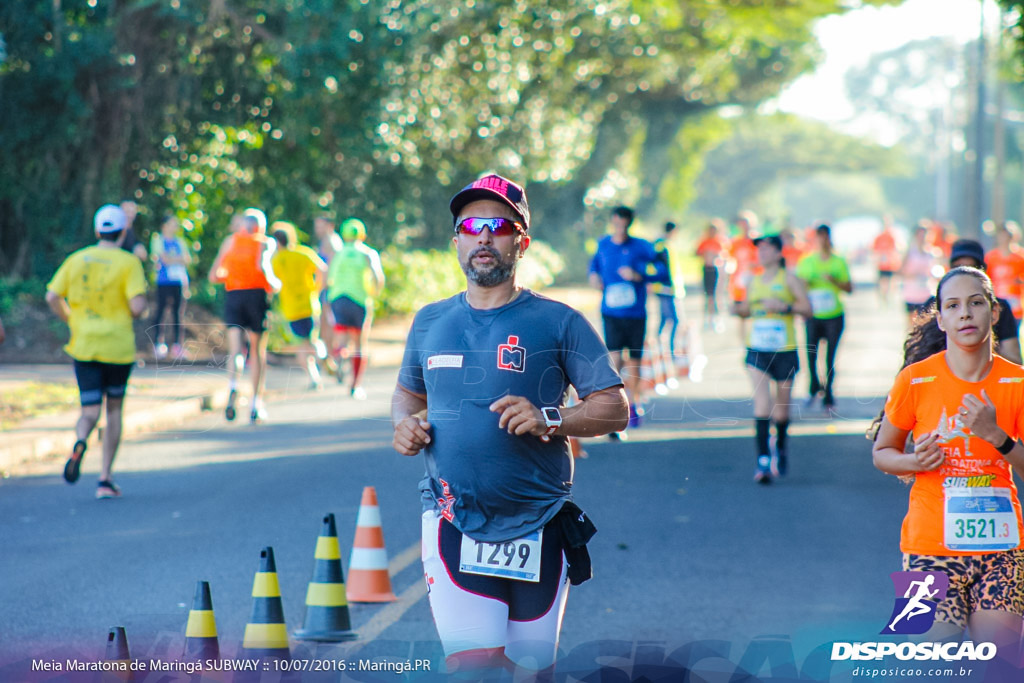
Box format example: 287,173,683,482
1,0,894,286
689,112,907,223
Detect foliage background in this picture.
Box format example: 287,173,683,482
0,1,900,305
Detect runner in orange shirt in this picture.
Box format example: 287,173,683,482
985,222,1024,322
695,218,730,331
727,211,759,303
209,208,281,423
872,217,901,304
871,267,1024,658
928,221,955,260
780,227,805,268
728,211,759,343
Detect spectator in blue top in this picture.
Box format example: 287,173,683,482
588,205,656,431
148,215,192,360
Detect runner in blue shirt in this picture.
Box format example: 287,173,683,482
149,215,192,359
588,206,656,432
650,221,681,359
392,174,627,677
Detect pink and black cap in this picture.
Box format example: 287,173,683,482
449,174,531,231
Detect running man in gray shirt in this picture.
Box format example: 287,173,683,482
392,174,627,676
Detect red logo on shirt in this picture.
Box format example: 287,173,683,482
437,478,456,523
497,335,526,373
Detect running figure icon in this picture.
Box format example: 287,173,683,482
888,574,939,631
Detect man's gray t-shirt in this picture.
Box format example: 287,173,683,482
399,289,622,542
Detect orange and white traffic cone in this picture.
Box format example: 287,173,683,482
346,487,397,603
674,326,691,379
652,341,670,395
639,344,656,397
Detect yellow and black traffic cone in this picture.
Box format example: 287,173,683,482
294,513,358,642
103,626,133,681
183,580,220,660
241,547,290,660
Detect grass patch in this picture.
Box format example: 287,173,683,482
0,381,80,429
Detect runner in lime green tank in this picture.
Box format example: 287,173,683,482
795,224,852,416
326,217,385,399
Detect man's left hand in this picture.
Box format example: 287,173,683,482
490,395,546,437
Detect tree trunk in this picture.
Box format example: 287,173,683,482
51,0,62,53
528,100,638,235
634,97,704,219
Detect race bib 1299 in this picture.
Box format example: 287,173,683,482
459,530,542,582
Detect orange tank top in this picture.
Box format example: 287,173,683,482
222,233,270,291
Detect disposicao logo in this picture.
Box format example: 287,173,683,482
881,571,948,635
830,571,997,663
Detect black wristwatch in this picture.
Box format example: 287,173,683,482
996,434,1016,455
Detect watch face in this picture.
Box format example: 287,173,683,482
543,407,561,423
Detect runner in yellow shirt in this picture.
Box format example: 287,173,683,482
732,234,812,483
45,204,148,499
270,222,327,389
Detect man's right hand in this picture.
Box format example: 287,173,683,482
393,416,432,456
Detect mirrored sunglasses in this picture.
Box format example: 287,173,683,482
454,217,524,237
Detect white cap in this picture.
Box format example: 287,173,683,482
242,207,267,233
94,204,127,234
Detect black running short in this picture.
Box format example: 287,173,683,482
224,289,270,333
703,266,719,296
288,317,314,339
602,315,645,360
73,360,133,406
745,349,800,383
435,515,566,621
330,296,367,329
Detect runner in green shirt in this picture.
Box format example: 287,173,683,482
795,224,852,416
326,218,385,399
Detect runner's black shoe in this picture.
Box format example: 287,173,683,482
754,455,772,485
63,439,87,484
225,389,238,421
95,480,122,499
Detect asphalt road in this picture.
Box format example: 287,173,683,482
1,287,1021,682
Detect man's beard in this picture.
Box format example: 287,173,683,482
462,246,516,287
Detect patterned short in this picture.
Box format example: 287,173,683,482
902,549,1024,629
